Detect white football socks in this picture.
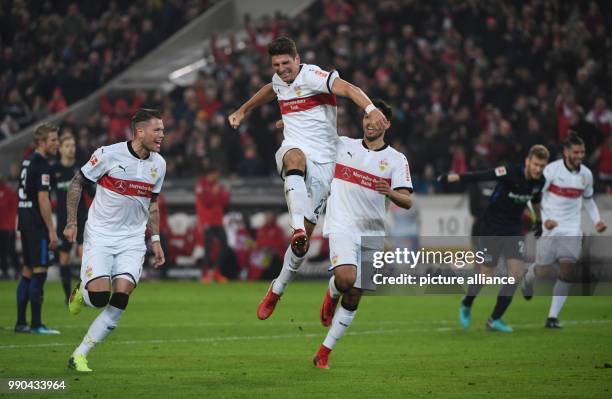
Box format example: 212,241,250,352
284,175,307,231
74,306,124,357
272,247,306,295
323,305,357,350
548,279,571,318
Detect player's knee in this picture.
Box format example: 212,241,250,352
334,268,357,293
89,291,111,308
283,149,306,171
109,292,130,310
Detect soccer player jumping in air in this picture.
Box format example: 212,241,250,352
521,133,606,328
228,36,388,320
314,100,413,369
439,145,550,332
64,109,166,372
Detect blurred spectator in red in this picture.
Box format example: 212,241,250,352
256,211,287,261
156,193,173,278
100,92,143,142
586,97,612,137
47,87,68,114
0,176,19,279
556,90,584,142
592,135,612,193
195,166,231,283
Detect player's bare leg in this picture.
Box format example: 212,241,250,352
69,277,133,372
546,260,574,328
315,265,361,369
258,220,315,320
487,258,524,333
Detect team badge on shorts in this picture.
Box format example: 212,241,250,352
331,254,338,266
85,265,93,279
150,167,158,179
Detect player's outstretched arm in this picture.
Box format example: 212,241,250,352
439,167,505,184
64,172,86,243
228,83,277,129
147,195,165,268
331,78,389,131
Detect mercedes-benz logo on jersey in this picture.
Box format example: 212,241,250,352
114,179,126,193
342,167,351,180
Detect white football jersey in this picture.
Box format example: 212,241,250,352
541,159,594,236
81,141,166,243
324,137,413,237
272,64,339,163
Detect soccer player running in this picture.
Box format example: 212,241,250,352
521,133,606,328
52,133,92,303
439,145,550,332
64,109,166,372
228,36,388,319
313,100,413,369
15,124,60,334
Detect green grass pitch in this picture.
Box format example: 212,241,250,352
0,280,611,398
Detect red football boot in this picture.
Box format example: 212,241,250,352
313,344,331,369
290,229,309,257
320,289,339,327
257,281,281,320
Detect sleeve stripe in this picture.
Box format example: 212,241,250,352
326,70,337,94
393,186,414,193
80,170,96,184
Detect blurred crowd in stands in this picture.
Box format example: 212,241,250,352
0,0,212,138
7,0,608,192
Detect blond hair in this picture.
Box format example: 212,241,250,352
33,123,59,145
527,144,550,160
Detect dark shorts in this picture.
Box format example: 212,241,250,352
478,224,526,267
20,229,51,268
56,220,85,252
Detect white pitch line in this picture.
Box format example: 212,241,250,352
0,319,610,351
2,319,455,330
0,329,400,350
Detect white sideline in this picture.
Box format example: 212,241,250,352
0,319,610,350
0,329,400,350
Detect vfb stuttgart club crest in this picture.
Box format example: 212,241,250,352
379,159,389,172
85,265,93,279
150,167,158,179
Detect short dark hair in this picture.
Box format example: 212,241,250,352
527,144,550,160
267,36,298,58
372,99,393,121
563,131,585,149
131,108,162,132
